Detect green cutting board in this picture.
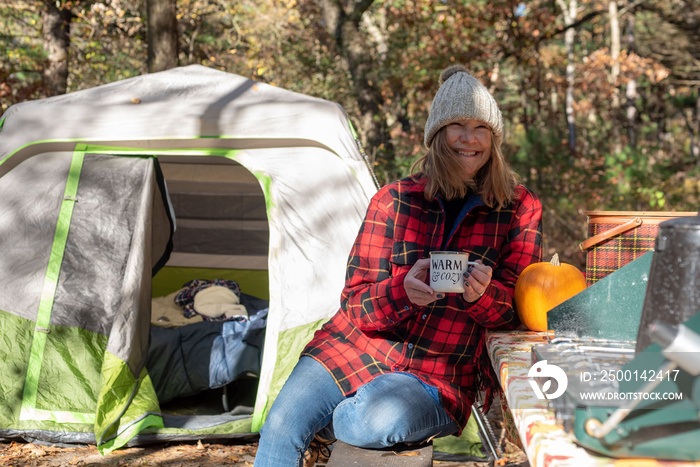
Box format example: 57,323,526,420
547,252,653,342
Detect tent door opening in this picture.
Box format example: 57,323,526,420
147,155,270,436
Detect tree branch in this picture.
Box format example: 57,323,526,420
546,0,646,39
349,0,374,23
548,9,605,38
636,1,700,36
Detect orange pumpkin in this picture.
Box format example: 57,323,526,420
514,253,586,331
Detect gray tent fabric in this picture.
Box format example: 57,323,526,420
0,151,171,371
0,65,376,192
0,65,378,451
0,150,173,450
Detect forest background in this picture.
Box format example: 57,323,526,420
2,0,699,268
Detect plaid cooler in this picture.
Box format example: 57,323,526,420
579,211,697,286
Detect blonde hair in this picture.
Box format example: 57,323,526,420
411,128,519,209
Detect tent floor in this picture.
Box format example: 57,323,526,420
159,375,258,416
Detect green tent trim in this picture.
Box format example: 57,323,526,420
21,148,86,423
1,141,283,450
95,354,163,453
0,309,101,432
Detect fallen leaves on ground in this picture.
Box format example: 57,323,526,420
0,396,530,467
0,440,258,466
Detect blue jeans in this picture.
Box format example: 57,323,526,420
254,356,458,467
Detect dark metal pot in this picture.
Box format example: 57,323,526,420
636,212,700,352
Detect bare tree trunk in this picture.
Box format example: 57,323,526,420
694,86,700,161
520,61,529,133
147,0,179,73
535,41,543,117
315,0,393,165
625,11,637,148
41,0,72,96
557,0,577,151
609,0,622,154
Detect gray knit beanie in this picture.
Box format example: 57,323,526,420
423,65,503,148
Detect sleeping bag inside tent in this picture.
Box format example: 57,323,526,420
0,65,378,452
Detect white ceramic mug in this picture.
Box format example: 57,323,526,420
429,251,477,293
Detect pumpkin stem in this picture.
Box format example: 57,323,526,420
550,253,560,266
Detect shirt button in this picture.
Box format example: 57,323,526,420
422,314,427,320
404,305,410,311
408,343,414,349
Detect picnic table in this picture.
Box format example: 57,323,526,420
486,330,700,467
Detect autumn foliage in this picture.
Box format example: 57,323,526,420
2,0,699,268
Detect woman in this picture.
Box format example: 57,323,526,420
254,65,542,467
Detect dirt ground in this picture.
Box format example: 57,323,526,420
0,397,529,467
0,439,529,467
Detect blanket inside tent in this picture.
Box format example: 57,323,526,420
147,281,269,410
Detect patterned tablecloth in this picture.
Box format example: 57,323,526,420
485,330,700,467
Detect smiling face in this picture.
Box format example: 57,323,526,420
444,118,492,181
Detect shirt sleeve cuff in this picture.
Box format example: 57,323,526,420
386,272,414,322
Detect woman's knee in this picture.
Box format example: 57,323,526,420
329,373,455,448
331,395,413,448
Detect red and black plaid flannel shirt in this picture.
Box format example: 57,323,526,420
302,174,542,432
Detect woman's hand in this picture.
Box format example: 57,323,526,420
404,258,443,307
462,260,492,303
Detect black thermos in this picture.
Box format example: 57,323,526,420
636,212,700,352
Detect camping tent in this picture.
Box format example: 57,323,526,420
0,65,378,452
